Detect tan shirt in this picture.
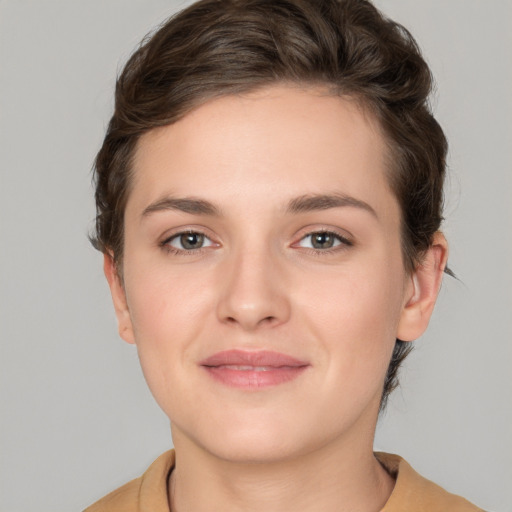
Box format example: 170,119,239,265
84,450,484,511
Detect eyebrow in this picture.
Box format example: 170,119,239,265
286,193,378,218
141,197,221,218
141,192,377,219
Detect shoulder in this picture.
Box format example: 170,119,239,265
376,452,485,512
83,477,143,512
83,450,175,512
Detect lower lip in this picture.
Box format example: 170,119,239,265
202,365,309,389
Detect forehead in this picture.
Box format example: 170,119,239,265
129,85,396,220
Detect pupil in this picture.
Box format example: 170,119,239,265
313,233,333,249
181,233,203,249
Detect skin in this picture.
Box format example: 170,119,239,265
105,85,448,512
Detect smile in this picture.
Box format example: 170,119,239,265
200,350,310,389
217,365,279,371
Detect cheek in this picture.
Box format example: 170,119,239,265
122,262,216,403
124,254,215,336
296,257,406,387
300,255,404,332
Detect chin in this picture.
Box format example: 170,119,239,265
174,407,313,464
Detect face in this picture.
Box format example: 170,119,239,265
106,85,443,463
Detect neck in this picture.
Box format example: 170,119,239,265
168,426,394,512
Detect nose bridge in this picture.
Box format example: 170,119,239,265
216,238,290,330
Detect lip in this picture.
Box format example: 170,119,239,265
200,350,310,389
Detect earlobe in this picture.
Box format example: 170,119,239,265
396,232,449,342
103,253,135,345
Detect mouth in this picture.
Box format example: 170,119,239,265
199,350,310,389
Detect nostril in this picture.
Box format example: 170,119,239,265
224,315,277,327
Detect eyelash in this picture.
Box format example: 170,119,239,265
294,229,353,253
160,230,216,256
160,229,353,256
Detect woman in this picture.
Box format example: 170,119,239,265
85,0,483,510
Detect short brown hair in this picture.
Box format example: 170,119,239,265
91,0,448,408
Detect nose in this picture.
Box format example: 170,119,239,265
215,247,291,331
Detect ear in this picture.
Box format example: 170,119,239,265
103,253,135,344
396,232,449,342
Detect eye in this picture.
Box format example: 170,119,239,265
164,231,214,251
297,231,352,250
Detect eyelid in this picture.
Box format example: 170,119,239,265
157,225,353,254
291,226,354,250
159,226,220,253
168,232,214,249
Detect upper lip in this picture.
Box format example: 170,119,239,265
200,350,309,368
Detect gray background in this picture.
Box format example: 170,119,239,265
1,0,510,510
